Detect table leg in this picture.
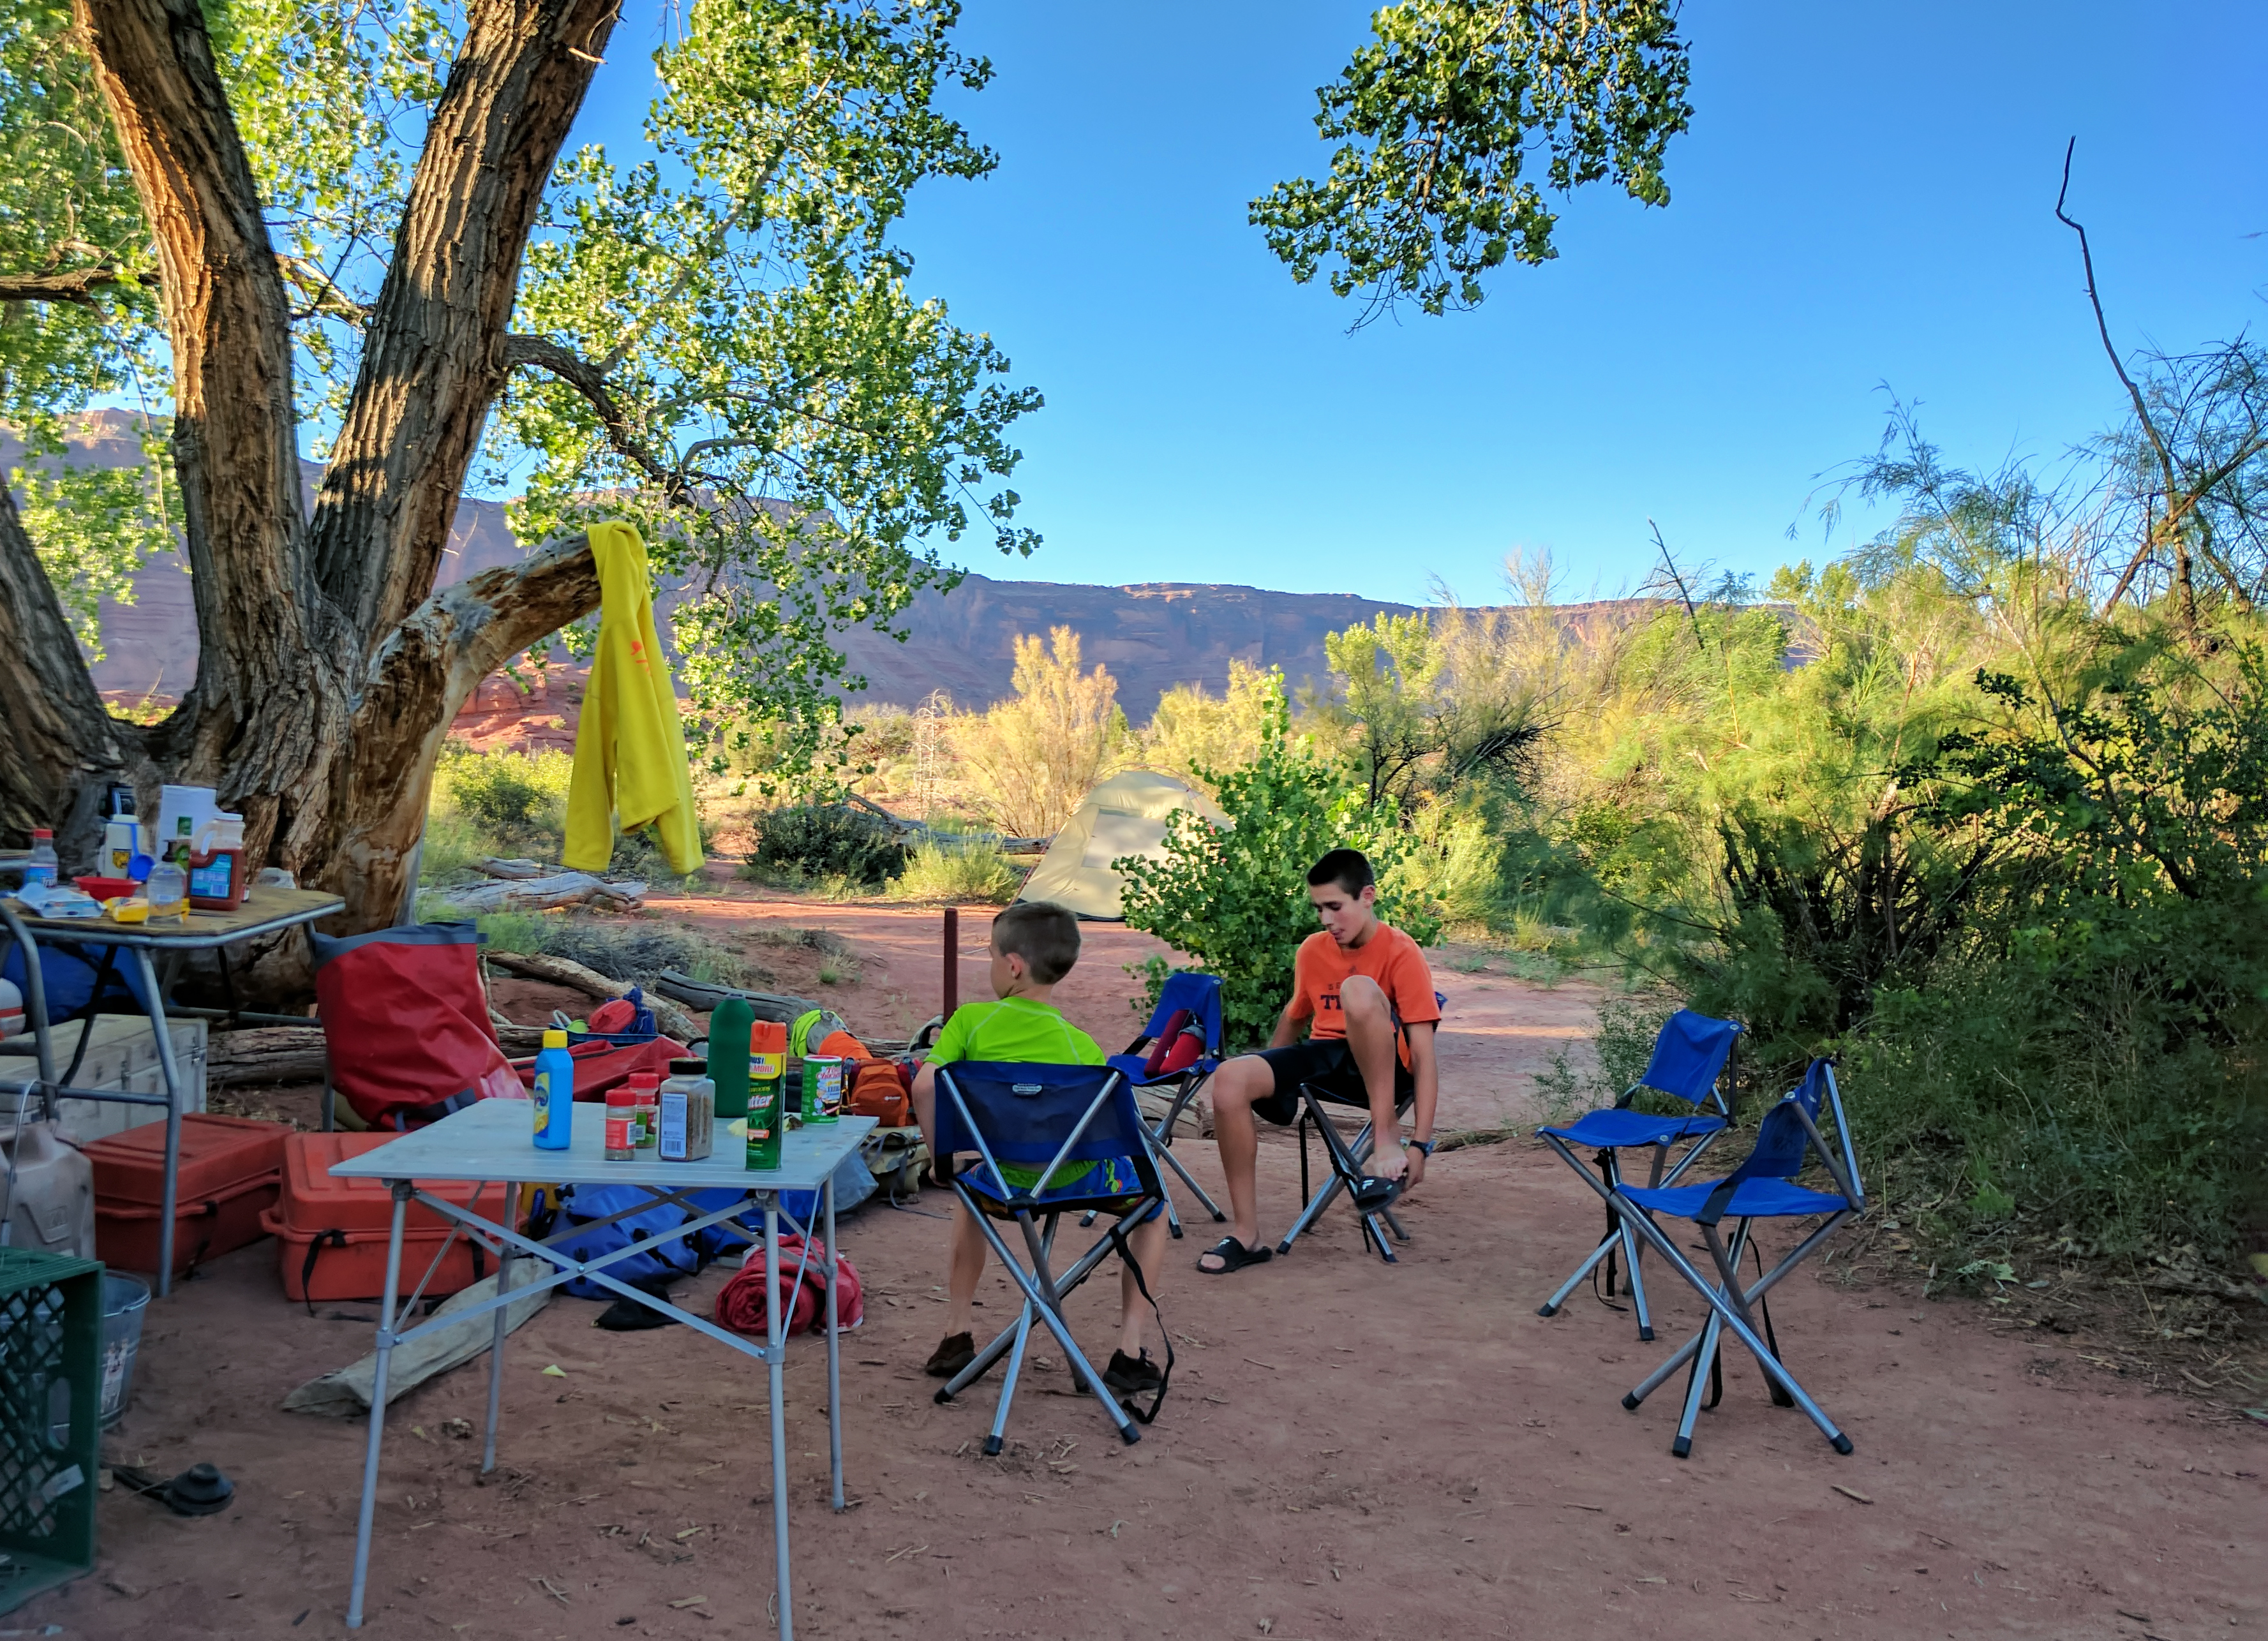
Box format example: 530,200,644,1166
765,1199,793,1640
483,1179,516,1475
824,1174,842,1510
131,947,184,1298
0,907,56,1092
347,1183,411,1630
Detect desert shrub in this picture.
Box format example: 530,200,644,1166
1119,677,1437,1049
952,627,1130,837
473,910,753,989
439,745,573,835
890,838,1024,904
1142,660,1278,795
745,803,907,886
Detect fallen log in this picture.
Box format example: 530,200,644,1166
430,872,647,914
209,1025,329,1087
654,970,821,1024
486,950,703,1043
477,857,550,880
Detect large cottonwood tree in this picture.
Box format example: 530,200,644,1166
0,0,1692,942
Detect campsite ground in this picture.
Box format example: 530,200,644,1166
37,891,2262,1639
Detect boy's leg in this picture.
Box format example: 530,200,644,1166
1199,1054,1274,1265
942,1196,988,1341
1339,976,1406,1181
1115,1209,1171,1356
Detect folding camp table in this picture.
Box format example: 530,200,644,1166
0,886,345,1295
331,1100,874,1637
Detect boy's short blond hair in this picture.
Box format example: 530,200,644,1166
993,901,1081,984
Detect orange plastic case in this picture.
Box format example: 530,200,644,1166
262,1132,496,1303
87,1113,290,1276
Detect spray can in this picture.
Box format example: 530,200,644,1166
532,1028,574,1150
745,1057,784,1173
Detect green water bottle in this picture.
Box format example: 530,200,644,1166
710,997,752,1120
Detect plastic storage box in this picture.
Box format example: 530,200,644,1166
0,1248,100,1615
263,1132,496,1304
87,1112,290,1277
0,1016,208,1147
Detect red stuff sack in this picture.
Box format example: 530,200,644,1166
713,1234,864,1339
313,923,521,1130
1141,1010,1193,1078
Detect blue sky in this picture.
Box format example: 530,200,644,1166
585,1,2267,607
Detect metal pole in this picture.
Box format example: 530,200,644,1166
941,906,958,1020
824,1174,842,1511
347,1183,412,1629
765,1198,793,1640
482,1180,516,1475
131,947,184,1298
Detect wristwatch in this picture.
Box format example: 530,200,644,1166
1405,1137,1435,1157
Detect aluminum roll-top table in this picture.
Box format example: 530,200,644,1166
328,1101,875,1637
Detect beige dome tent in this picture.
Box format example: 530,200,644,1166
1018,769,1228,920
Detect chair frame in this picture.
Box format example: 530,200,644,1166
928,1062,1165,1452
1108,977,1229,1238
1536,1019,1740,1340
1610,1060,1866,1458
1276,1083,1415,1262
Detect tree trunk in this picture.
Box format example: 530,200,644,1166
0,0,625,977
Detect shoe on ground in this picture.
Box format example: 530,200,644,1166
1103,1348,1163,1398
925,1331,975,1377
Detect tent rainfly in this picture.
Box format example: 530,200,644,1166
1018,769,1228,920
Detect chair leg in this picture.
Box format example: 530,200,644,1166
1671,1312,1724,1458
1620,1208,1655,1342
1538,1231,1619,1317
983,1305,1037,1457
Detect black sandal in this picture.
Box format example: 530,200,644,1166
1197,1235,1272,1275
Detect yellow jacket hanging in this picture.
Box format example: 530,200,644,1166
561,521,704,876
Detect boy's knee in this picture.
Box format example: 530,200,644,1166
1212,1057,1264,1110
1340,975,1389,1023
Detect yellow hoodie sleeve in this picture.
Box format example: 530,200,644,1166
562,522,705,876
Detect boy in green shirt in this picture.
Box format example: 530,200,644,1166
911,901,1168,1400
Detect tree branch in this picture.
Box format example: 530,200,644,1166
0,266,156,306
503,332,690,503
309,0,625,650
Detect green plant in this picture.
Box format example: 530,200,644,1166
1117,678,1436,1049
950,627,1130,838
890,838,1023,905
745,803,907,887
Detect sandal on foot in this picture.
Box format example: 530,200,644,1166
924,1331,975,1377
1196,1235,1272,1275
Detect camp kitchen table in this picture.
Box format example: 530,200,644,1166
0,885,345,1295
332,1100,876,1635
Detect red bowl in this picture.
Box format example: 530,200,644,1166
74,875,139,900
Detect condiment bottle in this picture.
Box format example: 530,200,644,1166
657,1058,714,1162
629,1073,660,1155
604,1088,638,1160
532,1028,574,1150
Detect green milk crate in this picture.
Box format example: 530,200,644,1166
0,1249,101,1615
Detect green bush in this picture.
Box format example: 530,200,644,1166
1118,678,1437,1050
745,803,907,886
891,838,1024,904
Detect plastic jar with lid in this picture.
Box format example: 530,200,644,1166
604,1088,639,1160
628,1073,661,1154
657,1058,715,1162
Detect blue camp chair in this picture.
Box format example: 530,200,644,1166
930,1062,1172,1452
1275,990,1447,1265
1610,1058,1863,1457
1536,1009,1741,1339
1105,972,1228,1237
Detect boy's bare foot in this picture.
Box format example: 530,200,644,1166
925,1332,975,1377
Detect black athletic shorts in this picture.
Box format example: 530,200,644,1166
1249,1037,1415,1126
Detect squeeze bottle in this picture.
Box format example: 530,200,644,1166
532,1028,574,1150
709,997,754,1118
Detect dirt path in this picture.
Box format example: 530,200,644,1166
45,896,2262,1639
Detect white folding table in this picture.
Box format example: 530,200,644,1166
330,1100,875,1636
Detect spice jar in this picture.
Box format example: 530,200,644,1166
626,1073,661,1155
604,1088,638,1161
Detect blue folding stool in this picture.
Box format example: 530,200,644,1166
1612,1058,1865,1457
1104,972,1228,1238
930,1061,1172,1452
1536,1009,1740,1339
1276,990,1447,1265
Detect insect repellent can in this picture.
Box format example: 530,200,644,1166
745,1070,784,1171
802,1055,843,1124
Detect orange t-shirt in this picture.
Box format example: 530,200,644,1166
1290,924,1441,1049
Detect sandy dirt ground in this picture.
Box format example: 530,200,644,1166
38,893,2262,1639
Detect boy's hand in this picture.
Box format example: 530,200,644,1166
1368,1143,1409,1185
1401,1143,1426,1192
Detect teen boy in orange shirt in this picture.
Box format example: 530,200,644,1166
1195,848,1440,1273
